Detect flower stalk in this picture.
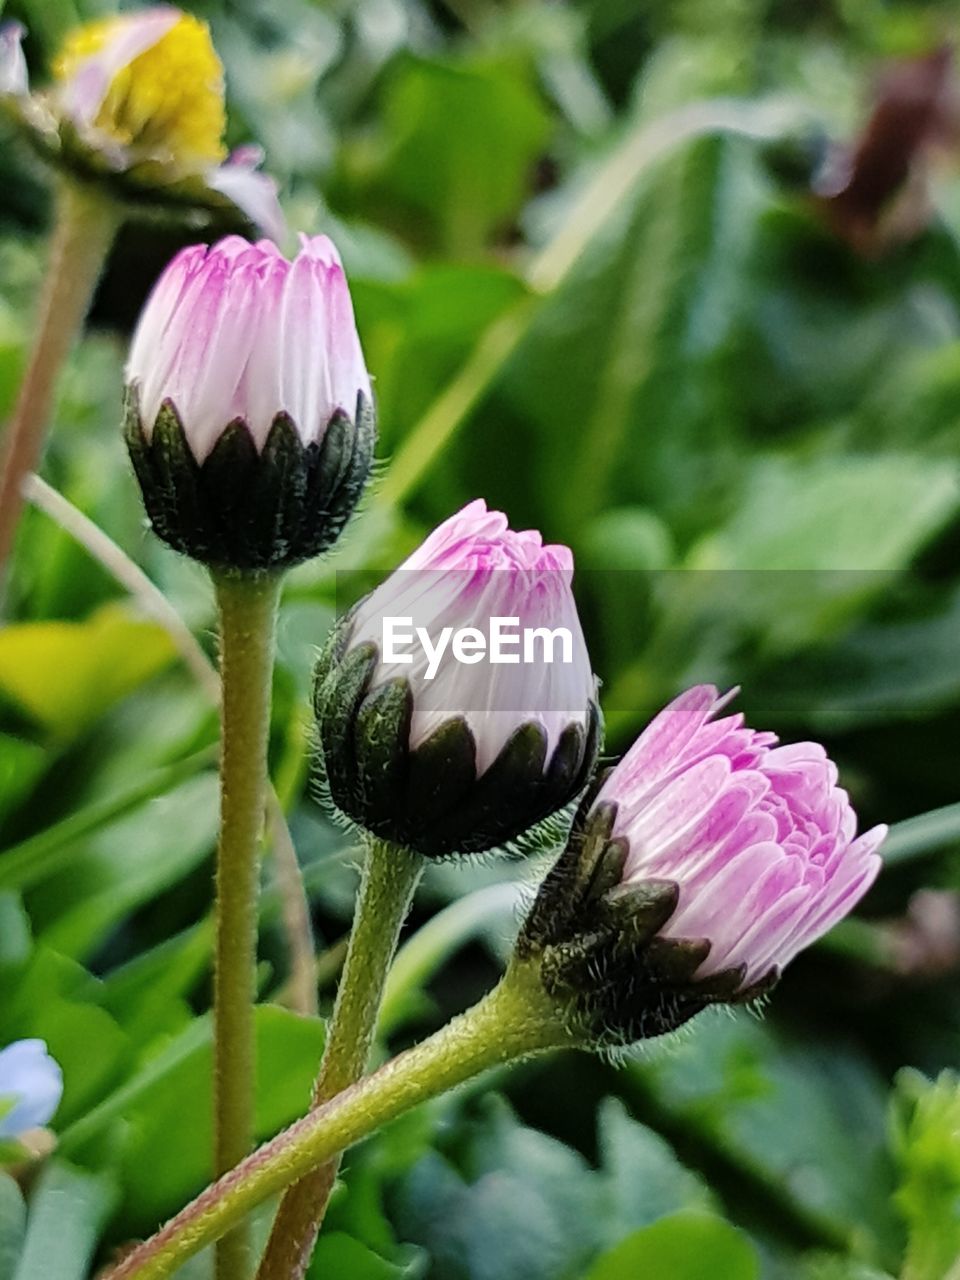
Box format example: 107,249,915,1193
211,571,282,1280
0,180,118,583
256,839,423,1280
102,960,572,1280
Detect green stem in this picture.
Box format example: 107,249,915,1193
102,961,571,1280
211,572,282,1280
0,181,118,585
256,840,423,1280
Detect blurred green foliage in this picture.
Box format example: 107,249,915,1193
2,0,960,1276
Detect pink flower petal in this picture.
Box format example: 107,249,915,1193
58,7,181,127
347,501,596,775
207,162,286,243
0,23,28,96
596,687,888,985
597,685,721,811
125,231,370,460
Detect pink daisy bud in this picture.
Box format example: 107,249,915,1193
314,500,601,857
124,234,375,571
519,685,885,1045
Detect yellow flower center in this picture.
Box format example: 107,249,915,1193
53,12,227,167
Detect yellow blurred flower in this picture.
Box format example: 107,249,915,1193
0,6,282,239
52,11,227,168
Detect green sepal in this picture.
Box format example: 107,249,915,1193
314,641,378,815
313,634,601,857
124,389,376,571
642,935,711,986
518,799,624,953
517,791,783,1046
690,963,749,1001
403,717,478,835
8,105,275,237
594,878,680,945
352,678,414,829
304,396,376,552
424,720,548,854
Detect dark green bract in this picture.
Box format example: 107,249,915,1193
124,390,376,572
517,792,778,1046
312,626,602,858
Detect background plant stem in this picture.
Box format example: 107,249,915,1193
256,840,423,1280
0,181,118,587
24,473,318,1016
104,960,571,1280
211,571,282,1280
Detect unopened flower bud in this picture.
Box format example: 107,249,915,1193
314,500,601,857
124,234,375,572
518,685,885,1045
0,1040,62,1141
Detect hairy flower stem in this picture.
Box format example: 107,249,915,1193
212,572,282,1280
103,961,572,1280
0,181,118,587
256,840,423,1280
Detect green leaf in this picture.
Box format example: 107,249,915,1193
100,923,212,1046
0,736,47,827
380,883,523,1035
308,1234,416,1280
12,1161,115,1280
0,605,176,738
32,773,219,961
0,946,127,1129
880,802,960,866
338,53,551,256
396,1149,584,1280
500,131,765,534
695,455,960,573
801,1260,895,1280
0,1174,25,1280
751,583,960,730
0,895,31,973
595,1099,713,1242
891,1070,960,1280
676,455,960,657
351,264,527,458
392,1094,716,1280
0,749,215,895
582,1212,759,1280
622,1011,898,1258
61,1005,325,1236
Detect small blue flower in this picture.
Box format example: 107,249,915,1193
0,1040,63,1139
